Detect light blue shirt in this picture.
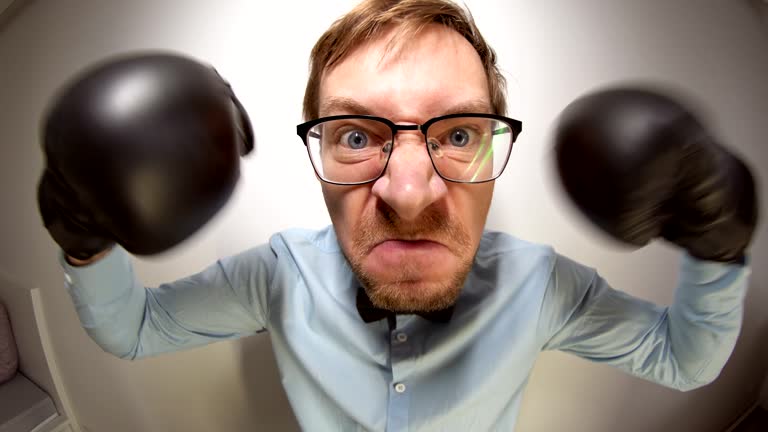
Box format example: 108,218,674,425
61,226,749,431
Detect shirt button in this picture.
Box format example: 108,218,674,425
394,383,406,393
396,332,408,342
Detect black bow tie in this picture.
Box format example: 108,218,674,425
355,287,454,324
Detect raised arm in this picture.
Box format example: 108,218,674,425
545,85,758,389
61,245,274,359
37,53,258,358
539,253,748,391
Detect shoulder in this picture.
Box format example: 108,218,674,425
476,230,556,266
468,231,559,295
476,231,595,276
217,226,342,272
265,226,352,278
269,225,342,254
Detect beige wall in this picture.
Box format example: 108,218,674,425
0,1,766,431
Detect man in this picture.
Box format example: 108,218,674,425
38,0,755,430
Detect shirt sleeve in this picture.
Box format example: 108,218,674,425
60,244,275,360
538,252,750,391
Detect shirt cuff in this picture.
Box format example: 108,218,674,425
676,252,750,306
58,246,136,307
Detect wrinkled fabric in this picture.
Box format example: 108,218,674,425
60,226,749,431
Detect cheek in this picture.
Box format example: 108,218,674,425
453,182,494,240
321,183,371,244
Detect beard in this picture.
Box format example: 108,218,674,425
342,201,475,314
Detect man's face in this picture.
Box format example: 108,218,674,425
318,24,495,313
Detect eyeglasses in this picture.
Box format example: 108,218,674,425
296,113,522,185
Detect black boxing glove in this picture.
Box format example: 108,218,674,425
554,86,758,263
38,52,254,260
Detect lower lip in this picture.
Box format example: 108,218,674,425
365,240,454,279
375,239,443,254
368,240,448,268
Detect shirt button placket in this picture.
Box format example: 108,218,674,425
387,380,410,431
387,328,412,431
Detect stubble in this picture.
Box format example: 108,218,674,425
344,202,475,313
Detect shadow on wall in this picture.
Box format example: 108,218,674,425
712,278,768,431
238,334,300,432
729,314,768,431
0,0,33,33
759,315,768,406
742,0,768,35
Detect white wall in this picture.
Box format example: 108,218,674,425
0,1,766,431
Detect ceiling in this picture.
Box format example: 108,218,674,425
0,1,766,36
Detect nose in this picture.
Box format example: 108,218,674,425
371,132,448,222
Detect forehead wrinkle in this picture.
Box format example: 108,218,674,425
319,96,493,121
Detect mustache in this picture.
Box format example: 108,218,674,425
351,201,472,252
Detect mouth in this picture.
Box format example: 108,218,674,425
360,237,458,283
370,238,448,256
371,234,443,246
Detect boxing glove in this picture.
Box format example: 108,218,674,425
553,86,758,263
38,52,254,260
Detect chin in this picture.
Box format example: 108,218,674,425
356,260,471,313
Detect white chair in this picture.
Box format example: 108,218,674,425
0,271,81,432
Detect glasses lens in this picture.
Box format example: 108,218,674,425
306,118,392,184
426,116,514,182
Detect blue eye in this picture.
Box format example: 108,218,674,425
341,130,369,149
449,128,470,147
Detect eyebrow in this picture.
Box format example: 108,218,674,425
319,97,374,117
318,97,494,118
440,100,494,116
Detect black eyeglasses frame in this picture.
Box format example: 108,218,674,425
296,113,523,186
